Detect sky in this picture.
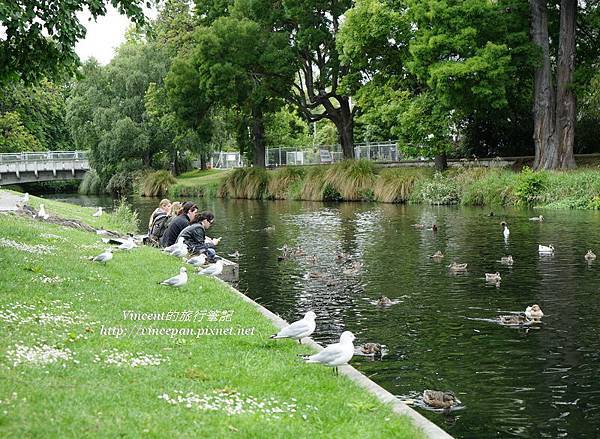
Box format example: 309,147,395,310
75,5,157,65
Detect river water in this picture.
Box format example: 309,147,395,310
46,193,600,438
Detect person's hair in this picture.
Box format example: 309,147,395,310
180,202,198,216
170,201,183,217
197,211,215,223
159,198,171,208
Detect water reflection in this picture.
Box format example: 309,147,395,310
46,194,600,439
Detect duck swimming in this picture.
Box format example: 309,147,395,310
539,244,555,254
448,262,468,272
525,304,544,320
501,221,510,239
422,390,461,410
499,255,514,265
429,251,444,260
498,314,532,326
485,272,501,282
585,250,596,261
377,296,394,307
355,343,383,358
529,215,544,221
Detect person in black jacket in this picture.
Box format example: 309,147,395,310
160,202,198,247
177,211,220,258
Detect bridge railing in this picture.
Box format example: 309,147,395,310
0,151,88,164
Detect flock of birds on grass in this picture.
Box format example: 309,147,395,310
20,192,599,412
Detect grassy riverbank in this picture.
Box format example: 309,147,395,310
0,193,423,438
168,161,600,210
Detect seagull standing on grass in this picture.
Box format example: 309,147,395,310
186,254,207,266
163,237,185,254
37,204,49,220
17,192,29,207
93,207,103,217
198,259,223,276
118,237,136,250
159,267,188,287
92,248,113,264
171,245,188,258
270,311,316,344
303,331,355,375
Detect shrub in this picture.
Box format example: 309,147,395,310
142,170,176,197
106,171,134,197
413,172,459,205
111,198,139,232
515,166,547,205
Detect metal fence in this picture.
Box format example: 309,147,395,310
0,151,88,164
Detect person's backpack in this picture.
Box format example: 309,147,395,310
148,213,169,244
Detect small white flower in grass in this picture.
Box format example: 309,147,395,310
0,238,55,255
7,343,74,367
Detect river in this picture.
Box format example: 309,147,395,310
45,193,600,438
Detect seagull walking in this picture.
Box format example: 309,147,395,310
93,207,103,217
159,267,188,287
198,259,223,276
92,248,113,264
163,237,185,254
303,331,355,375
270,311,316,344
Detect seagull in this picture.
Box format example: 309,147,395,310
539,244,554,254
198,259,223,276
186,254,207,266
227,251,241,259
163,237,185,254
303,331,355,375
171,245,188,258
159,267,188,287
525,304,544,320
92,248,113,264
118,237,136,250
37,204,49,220
93,207,103,217
17,192,29,207
501,221,510,239
270,311,316,344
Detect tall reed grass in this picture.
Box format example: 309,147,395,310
268,167,306,199
78,169,103,195
324,159,376,201
141,170,177,197
219,167,269,199
373,168,430,203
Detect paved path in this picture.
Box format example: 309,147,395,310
0,190,20,211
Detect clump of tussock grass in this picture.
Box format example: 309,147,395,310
324,159,376,201
79,169,102,195
219,168,269,199
458,168,517,206
373,168,430,203
267,167,306,200
299,166,329,200
141,170,176,197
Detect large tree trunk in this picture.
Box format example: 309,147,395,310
434,152,448,171
530,0,557,170
329,97,354,160
252,107,266,168
199,153,207,170
555,0,577,169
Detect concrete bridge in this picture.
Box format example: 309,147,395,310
0,151,90,185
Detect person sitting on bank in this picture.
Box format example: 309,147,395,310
146,199,172,246
164,201,182,229
160,202,198,248
177,211,221,259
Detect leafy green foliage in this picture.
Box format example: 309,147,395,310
0,111,43,153
413,172,459,205
0,0,146,84
78,170,103,195
515,166,547,206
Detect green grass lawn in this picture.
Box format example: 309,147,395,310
0,194,423,438
176,169,231,186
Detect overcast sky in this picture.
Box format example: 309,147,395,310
75,5,157,65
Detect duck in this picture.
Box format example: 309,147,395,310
356,343,383,358
412,223,425,229
584,250,596,261
499,255,514,265
498,314,532,326
525,304,544,320
427,224,438,232
529,215,544,221
485,272,501,282
429,251,444,260
501,221,510,239
377,296,394,307
422,390,461,410
538,244,555,254
448,262,468,272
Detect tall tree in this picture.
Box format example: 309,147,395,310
0,0,146,84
